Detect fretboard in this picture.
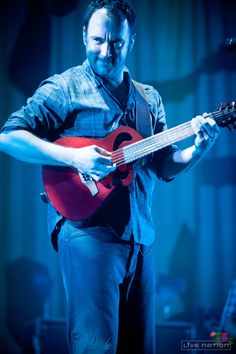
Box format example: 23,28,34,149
121,121,194,164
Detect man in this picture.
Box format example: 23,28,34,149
0,0,219,353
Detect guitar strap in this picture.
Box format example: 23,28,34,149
132,80,154,138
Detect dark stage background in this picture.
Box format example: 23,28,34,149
0,0,236,353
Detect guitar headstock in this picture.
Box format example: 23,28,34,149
213,101,236,130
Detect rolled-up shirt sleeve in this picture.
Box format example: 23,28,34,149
1,76,69,141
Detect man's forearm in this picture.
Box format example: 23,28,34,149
0,130,115,180
161,144,204,180
0,130,73,166
160,113,220,180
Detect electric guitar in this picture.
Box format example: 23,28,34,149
42,103,236,221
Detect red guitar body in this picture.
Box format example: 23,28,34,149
42,102,236,221
42,126,142,221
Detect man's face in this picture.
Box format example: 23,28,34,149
83,8,134,85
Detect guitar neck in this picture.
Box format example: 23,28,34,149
120,120,194,164
112,104,236,166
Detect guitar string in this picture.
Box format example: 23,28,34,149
113,121,194,165
112,125,193,166
114,124,212,166
112,121,192,161
112,109,235,166
116,129,193,165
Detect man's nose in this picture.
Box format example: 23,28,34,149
100,42,111,57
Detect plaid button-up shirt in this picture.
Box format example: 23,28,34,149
2,59,177,246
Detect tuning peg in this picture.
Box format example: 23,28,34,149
215,101,236,129
217,102,227,110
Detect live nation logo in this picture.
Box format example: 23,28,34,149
181,340,231,351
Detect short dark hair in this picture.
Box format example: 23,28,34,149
83,0,136,35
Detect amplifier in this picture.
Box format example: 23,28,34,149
156,321,196,354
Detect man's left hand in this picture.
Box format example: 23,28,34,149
191,114,220,155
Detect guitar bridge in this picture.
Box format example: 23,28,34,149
79,173,98,197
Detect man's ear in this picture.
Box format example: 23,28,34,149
128,33,136,52
83,26,87,45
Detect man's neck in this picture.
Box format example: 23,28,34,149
108,76,130,110
101,74,123,91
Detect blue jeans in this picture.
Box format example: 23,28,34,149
58,221,155,354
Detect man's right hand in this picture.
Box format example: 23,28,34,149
70,145,116,181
